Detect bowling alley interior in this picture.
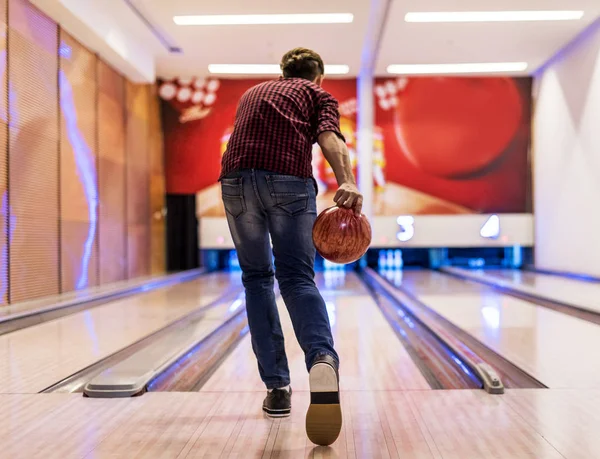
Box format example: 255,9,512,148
2,0,600,458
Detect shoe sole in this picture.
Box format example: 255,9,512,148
263,408,291,419
306,363,342,446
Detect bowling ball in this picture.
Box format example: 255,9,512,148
312,206,372,264
395,77,522,178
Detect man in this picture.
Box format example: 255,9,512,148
219,47,362,446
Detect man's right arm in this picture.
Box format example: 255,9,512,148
317,131,363,215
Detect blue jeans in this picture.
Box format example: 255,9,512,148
221,169,339,389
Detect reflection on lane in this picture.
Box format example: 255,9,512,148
463,269,600,312
386,269,600,389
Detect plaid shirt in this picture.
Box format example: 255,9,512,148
220,77,344,180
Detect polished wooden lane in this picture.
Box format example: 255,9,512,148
460,268,600,314
0,270,203,321
0,272,239,393
4,389,598,457
407,390,564,459
201,271,431,392
397,270,600,388
3,271,598,457
504,389,600,459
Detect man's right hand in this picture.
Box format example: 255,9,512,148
334,183,363,216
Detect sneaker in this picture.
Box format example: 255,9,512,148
306,354,342,446
263,388,292,418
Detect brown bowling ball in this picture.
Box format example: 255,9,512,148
312,206,372,264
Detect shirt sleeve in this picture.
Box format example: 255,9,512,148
315,91,346,142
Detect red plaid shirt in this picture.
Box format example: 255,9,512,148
219,77,344,180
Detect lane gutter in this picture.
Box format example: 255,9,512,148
83,298,250,397
382,270,546,390
364,267,551,392
362,269,486,392
41,285,240,394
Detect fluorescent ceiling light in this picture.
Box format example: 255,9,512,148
387,63,528,75
208,64,349,75
174,13,353,26
405,11,584,23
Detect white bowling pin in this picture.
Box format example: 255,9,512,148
379,251,387,269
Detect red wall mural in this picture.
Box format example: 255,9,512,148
373,77,532,215
160,76,532,217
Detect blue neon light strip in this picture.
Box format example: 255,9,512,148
59,42,98,289
0,49,18,302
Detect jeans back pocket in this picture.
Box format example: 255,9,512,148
221,177,246,218
266,175,309,216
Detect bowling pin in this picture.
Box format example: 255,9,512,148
394,269,403,285
386,250,394,269
394,250,403,269
379,251,387,270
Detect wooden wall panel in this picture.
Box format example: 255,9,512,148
148,85,165,274
126,82,150,279
0,0,165,304
98,60,127,284
8,0,59,302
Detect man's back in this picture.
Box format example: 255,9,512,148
220,77,342,179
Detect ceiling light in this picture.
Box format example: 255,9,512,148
174,13,354,26
405,11,584,23
387,63,528,75
208,64,349,75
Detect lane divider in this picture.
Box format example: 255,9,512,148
83,295,249,397
41,285,241,394
363,268,507,394
373,268,547,390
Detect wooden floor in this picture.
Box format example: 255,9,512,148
2,389,600,458
2,270,600,457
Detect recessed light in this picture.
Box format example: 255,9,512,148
208,64,349,75
386,63,528,75
405,11,584,23
174,13,354,26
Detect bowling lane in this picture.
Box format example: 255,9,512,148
449,268,600,314
393,269,600,389
201,271,431,392
0,272,239,394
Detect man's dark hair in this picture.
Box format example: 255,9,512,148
280,47,325,81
